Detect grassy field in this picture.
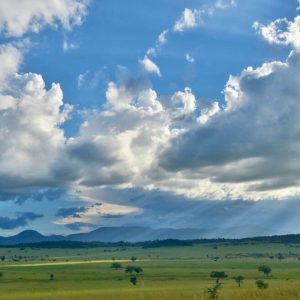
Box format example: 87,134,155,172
1,242,300,299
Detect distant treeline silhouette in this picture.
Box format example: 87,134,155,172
1,234,300,248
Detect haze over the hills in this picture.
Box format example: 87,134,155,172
0,225,276,245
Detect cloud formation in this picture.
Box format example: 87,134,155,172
215,0,236,9
0,53,72,189
0,212,43,230
253,16,300,49
139,56,161,77
4,45,300,202
55,201,139,230
173,8,203,32
146,0,236,58
160,49,300,197
0,0,89,37
1,0,300,235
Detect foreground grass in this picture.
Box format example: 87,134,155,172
1,242,300,299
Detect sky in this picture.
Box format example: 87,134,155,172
0,0,300,236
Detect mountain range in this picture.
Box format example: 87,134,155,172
0,225,275,246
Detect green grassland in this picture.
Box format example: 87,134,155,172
1,241,300,299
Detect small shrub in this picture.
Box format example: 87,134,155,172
130,276,137,285
258,265,272,276
256,279,268,290
111,262,122,270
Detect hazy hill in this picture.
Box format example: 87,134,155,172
0,225,274,245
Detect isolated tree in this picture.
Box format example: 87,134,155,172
0,272,3,279
131,256,137,262
207,283,222,300
0,256,5,262
130,276,138,286
50,274,54,281
234,275,244,287
258,265,272,277
111,262,122,270
256,279,268,290
134,266,143,274
210,271,228,283
278,253,284,261
125,266,143,286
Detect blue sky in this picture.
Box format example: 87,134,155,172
0,0,300,236
21,0,294,136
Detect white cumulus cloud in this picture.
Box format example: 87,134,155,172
253,16,300,50
186,53,195,63
0,68,71,188
139,56,161,77
173,8,203,32
0,0,89,37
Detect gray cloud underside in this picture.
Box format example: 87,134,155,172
0,212,43,230
160,51,300,192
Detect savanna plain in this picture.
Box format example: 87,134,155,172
1,241,300,300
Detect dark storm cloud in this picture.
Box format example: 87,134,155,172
0,188,66,205
55,206,88,218
67,140,116,165
0,212,44,230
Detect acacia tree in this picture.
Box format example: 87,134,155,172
234,275,244,287
258,265,272,277
210,271,228,283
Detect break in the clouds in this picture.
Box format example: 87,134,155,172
1,0,300,233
